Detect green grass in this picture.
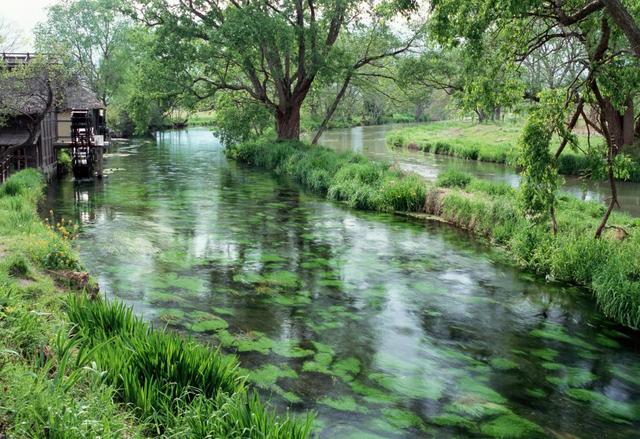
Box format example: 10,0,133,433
228,140,640,329
386,120,640,180
0,170,312,438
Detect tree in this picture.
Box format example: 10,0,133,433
107,26,197,135
398,42,523,122
35,0,132,107
130,0,421,141
429,0,640,236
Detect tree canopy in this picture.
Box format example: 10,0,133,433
129,0,423,140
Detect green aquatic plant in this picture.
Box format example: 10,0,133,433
432,413,476,431
242,364,298,388
529,323,597,350
264,270,301,288
455,377,507,405
381,407,425,430
260,253,287,263
228,138,640,329
489,357,518,371
350,381,399,405
190,317,229,332
369,372,444,400
480,413,545,438
318,395,366,413
235,331,275,354
272,340,315,358
566,388,640,423
332,357,361,381
530,348,558,362
525,388,546,399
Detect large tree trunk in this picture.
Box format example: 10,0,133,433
275,104,302,140
601,97,635,150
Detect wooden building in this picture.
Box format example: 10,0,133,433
0,53,106,182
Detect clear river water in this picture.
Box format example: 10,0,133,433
44,128,640,438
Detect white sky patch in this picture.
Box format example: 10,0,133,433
1,0,55,51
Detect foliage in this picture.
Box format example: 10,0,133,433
228,139,426,213
57,149,72,173
129,0,422,139
0,170,141,438
387,120,640,181
212,93,272,147
516,100,559,225
427,0,640,233
436,168,472,188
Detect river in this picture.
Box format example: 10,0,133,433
316,124,640,217
44,128,640,438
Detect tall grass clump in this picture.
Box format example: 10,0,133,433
229,140,640,328
66,295,312,437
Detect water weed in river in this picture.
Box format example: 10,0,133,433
228,138,640,329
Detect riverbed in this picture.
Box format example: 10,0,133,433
315,124,640,217
44,128,640,438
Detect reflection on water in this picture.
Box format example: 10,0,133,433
316,124,640,217
45,128,640,438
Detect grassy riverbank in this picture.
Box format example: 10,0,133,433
386,121,640,181
0,170,311,438
227,140,640,329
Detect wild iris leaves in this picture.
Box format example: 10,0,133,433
66,295,313,437
228,140,640,329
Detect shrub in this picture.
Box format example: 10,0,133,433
4,254,31,277
57,149,72,173
0,169,42,198
378,174,427,212
387,132,406,148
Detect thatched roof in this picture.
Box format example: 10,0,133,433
62,83,104,110
0,74,52,115
0,54,103,116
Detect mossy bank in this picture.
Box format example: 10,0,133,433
0,170,311,438
227,139,640,329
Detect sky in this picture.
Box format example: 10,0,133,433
2,0,55,51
